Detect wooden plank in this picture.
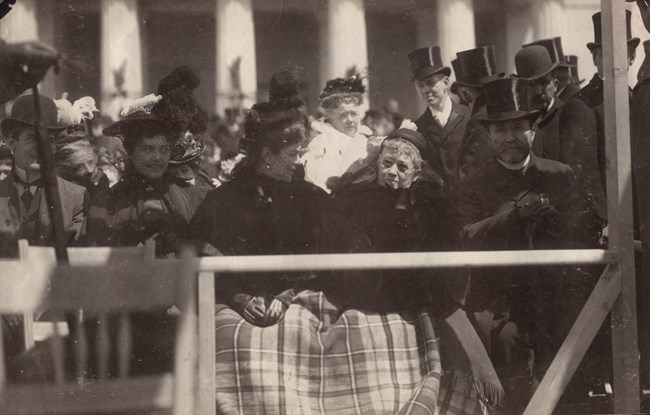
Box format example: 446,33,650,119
0,374,174,415
18,240,38,351
195,249,619,273
172,261,197,415
198,272,217,415
601,0,641,412
523,265,621,415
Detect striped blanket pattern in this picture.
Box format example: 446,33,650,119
214,291,486,415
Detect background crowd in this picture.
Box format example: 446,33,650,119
2,2,650,414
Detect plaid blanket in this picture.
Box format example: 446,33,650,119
215,291,488,415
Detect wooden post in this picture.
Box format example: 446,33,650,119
601,0,640,412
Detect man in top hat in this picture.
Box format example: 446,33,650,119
454,45,503,179
455,77,602,409
409,46,469,187
0,94,88,258
579,10,640,108
515,44,605,221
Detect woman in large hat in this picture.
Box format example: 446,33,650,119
302,74,373,193
82,65,207,259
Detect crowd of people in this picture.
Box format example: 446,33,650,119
2,3,650,414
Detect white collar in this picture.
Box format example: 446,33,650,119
311,119,372,138
429,95,452,127
497,154,531,173
14,166,42,184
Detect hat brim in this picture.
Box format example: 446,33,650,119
478,110,541,125
408,66,452,81
103,114,165,137
169,144,206,165
588,38,640,52
516,62,559,81
1,118,67,138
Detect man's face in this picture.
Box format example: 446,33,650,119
416,73,449,108
554,67,572,93
529,74,558,110
592,46,636,76
0,158,12,181
7,126,57,172
130,135,171,180
328,102,361,137
487,118,535,164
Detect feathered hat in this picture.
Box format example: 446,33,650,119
54,93,98,138
103,65,208,142
243,67,306,152
319,74,365,108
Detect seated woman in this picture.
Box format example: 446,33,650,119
302,75,374,193
189,75,500,414
335,126,504,413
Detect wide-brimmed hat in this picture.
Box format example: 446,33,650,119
169,132,206,165
514,45,558,81
383,127,428,157
408,46,451,81
587,10,640,52
1,94,67,138
479,77,541,124
524,37,572,68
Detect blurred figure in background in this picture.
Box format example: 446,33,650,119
362,109,394,137
0,144,12,181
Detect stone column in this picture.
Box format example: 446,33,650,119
215,0,257,115
0,0,38,42
436,0,476,66
100,0,143,120
322,0,368,109
532,0,565,41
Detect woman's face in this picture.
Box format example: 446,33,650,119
376,147,419,190
328,102,361,137
261,142,302,183
130,135,171,180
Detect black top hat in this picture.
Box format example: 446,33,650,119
383,128,428,157
515,45,558,81
1,94,67,138
456,45,501,87
408,46,451,81
450,59,462,94
479,77,541,123
524,37,571,68
587,10,640,52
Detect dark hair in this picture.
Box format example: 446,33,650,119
122,121,178,154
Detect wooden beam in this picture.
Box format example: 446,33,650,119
197,272,217,415
601,0,641,412
195,249,618,273
523,265,620,415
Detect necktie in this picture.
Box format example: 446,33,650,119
21,187,34,210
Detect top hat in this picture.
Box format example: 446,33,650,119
524,37,571,68
456,45,501,87
587,10,640,52
479,77,541,124
383,127,428,157
450,59,462,94
565,55,585,84
408,46,451,81
1,94,67,138
514,45,558,81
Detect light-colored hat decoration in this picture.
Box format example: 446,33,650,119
55,93,99,133
119,93,162,118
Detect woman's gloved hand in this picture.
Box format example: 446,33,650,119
264,298,288,325
243,296,267,326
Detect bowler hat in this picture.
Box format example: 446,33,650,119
384,127,428,157
408,46,451,81
479,77,541,124
587,10,640,52
1,94,67,138
524,37,571,68
456,45,501,87
514,45,558,81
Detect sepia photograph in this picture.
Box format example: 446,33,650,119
0,0,649,414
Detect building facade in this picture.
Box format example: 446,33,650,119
1,0,648,120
